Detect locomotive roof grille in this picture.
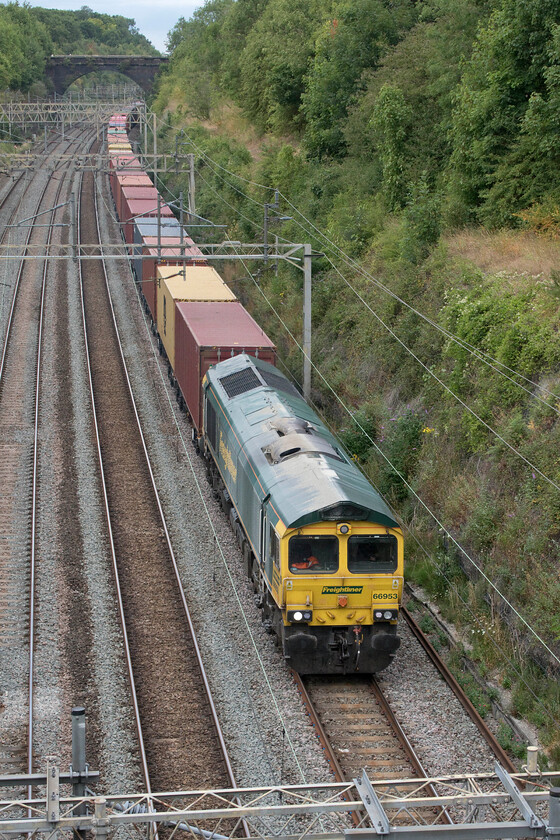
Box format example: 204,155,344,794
260,368,301,398
266,432,343,464
270,417,311,436
219,367,262,398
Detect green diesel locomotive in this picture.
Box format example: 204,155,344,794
201,353,403,675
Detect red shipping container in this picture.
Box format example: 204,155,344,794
132,239,183,289
138,240,207,318
122,198,174,244
109,154,142,195
174,301,276,432
142,236,185,246
113,172,153,217
119,185,159,222
142,235,206,262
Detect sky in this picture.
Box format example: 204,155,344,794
29,0,201,53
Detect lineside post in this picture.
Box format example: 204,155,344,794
157,192,161,260
143,110,148,161
550,788,560,836
153,112,157,172
46,759,60,825
71,707,87,818
70,195,77,261
188,153,196,225
179,190,185,258
303,243,312,400
94,797,109,840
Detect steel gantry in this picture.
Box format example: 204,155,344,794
0,764,559,840
0,102,141,128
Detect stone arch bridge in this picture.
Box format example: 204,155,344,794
46,55,169,96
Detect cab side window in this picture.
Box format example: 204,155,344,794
269,526,280,569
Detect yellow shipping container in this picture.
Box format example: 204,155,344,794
108,143,132,152
156,265,237,368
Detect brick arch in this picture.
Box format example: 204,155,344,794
46,55,169,96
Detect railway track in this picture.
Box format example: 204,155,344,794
0,124,95,780
0,126,94,780
293,608,517,825
294,674,427,781
77,147,236,794
401,605,516,773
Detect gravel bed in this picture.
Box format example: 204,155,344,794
31,162,142,794
0,147,76,778
93,164,515,791
378,621,497,776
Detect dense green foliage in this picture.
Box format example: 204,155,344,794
158,0,560,226
0,4,51,90
32,5,158,55
153,0,560,755
0,3,157,93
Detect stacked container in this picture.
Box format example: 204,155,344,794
139,246,186,322
175,301,276,431
109,154,143,194
122,200,175,243
156,265,236,368
132,217,184,248
114,173,154,219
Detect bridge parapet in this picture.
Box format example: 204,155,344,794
46,55,169,96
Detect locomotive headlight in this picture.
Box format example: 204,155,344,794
288,610,313,623
374,609,398,621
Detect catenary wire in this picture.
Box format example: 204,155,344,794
272,355,560,729
229,248,560,671
278,189,560,405
178,147,560,496
181,131,560,409
129,131,560,733
127,133,560,671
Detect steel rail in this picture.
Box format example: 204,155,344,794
292,672,451,826
91,162,239,791
291,673,364,827
77,159,152,797
291,673,347,783
0,122,92,795
0,128,84,385
369,678,431,779
77,145,238,796
28,128,96,801
401,605,517,773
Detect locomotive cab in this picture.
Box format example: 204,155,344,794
277,524,403,674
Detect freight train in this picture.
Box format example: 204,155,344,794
107,112,403,674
